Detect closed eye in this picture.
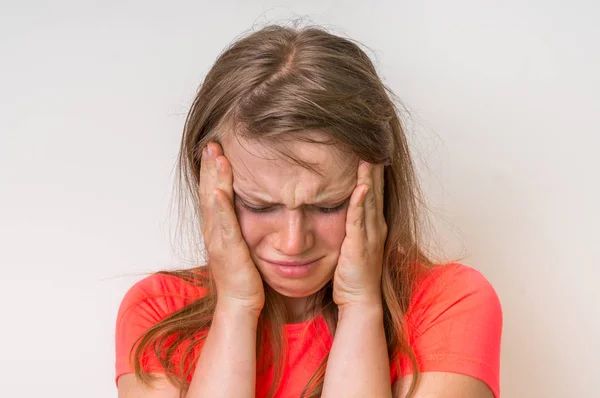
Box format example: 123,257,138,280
236,197,351,214
314,198,351,214
240,202,275,213
234,197,274,213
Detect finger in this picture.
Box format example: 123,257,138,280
345,184,370,242
204,142,223,186
358,162,386,243
199,146,210,202
356,161,375,229
359,162,384,213
373,164,385,213
213,188,246,251
199,146,213,236
356,160,371,187
200,142,225,191
199,142,224,236
215,155,234,200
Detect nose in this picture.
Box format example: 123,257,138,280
274,209,314,256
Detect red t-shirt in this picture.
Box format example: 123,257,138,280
115,263,502,397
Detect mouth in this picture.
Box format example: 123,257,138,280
261,256,324,278
263,258,321,266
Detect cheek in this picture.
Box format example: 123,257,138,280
236,207,270,249
314,212,347,249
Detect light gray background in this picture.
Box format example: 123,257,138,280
1,1,598,397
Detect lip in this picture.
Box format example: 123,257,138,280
261,256,324,278
261,257,323,266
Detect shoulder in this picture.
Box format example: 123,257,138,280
407,262,503,341
116,270,208,324
409,262,502,321
115,269,209,383
401,262,502,397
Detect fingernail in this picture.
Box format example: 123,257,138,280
207,145,214,157
216,157,221,170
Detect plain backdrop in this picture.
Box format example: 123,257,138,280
1,1,599,397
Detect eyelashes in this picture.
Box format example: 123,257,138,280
238,202,272,213
317,200,350,214
237,197,351,214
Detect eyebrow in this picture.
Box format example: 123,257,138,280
233,187,352,207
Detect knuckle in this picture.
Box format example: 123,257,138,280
220,218,231,236
368,192,377,206
381,222,388,235
352,215,365,229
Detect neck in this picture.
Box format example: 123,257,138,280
282,295,312,323
264,285,330,324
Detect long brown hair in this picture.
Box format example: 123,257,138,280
130,22,433,397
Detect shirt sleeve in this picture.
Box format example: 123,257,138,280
391,263,503,397
114,272,207,386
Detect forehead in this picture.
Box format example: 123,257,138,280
221,132,357,195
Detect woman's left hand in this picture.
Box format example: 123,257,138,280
333,161,388,309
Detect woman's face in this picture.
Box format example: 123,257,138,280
221,133,357,299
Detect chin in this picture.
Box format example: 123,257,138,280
265,277,332,298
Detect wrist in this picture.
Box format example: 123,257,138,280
337,299,384,322
215,298,262,322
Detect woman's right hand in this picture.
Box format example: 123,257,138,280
199,141,265,316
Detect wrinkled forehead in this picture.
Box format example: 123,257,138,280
221,132,358,185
